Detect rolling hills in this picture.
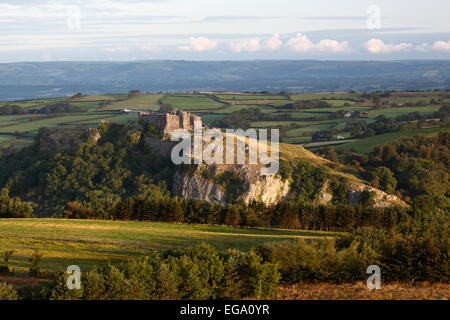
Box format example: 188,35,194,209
1,60,450,101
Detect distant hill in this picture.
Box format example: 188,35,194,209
0,60,449,100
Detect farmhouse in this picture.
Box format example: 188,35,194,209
139,109,202,135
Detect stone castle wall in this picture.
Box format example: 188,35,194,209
139,110,202,135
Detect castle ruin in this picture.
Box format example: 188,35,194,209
139,109,202,135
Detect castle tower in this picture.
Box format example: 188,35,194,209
139,109,202,135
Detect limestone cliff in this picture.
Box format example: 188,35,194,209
318,180,406,208
172,164,290,206
347,182,406,208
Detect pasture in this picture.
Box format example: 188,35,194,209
162,94,225,110
0,218,339,273
101,94,163,111
368,106,441,118
334,127,449,153
0,90,447,153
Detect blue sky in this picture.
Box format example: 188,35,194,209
0,0,450,62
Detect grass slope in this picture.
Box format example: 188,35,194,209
0,218,339,273
101,94,164,111
335,127,450,153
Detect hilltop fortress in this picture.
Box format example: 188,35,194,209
139,109,202,135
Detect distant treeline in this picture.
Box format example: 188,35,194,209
0,102,88,115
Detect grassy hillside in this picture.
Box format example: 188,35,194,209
0,218,339,273
100,94,163,111
334,127,449,153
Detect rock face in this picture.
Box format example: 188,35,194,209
347,182,406,208
173,170,226,204
172,164,290,206
242,174,290,205
319,180,407,208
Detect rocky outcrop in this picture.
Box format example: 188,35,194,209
347,182,406,208
241,174,290,205
173,170,226,204
319,180,407,208
172,164,290,206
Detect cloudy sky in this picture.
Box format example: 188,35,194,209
0,0,450,62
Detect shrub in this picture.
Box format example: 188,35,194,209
29,250,44,276
259,240,320,282
4,250,14,263
220,249,246,299
49,272,83,300
0,265,10,276
0,283,19,300
244,251,280,299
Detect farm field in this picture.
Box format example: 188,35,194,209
214,104,277,114
100,94,163,111
289,93,361,100
162,94,225,110
214,94,290,101
368,106,441,118
334,127,450,153
0,90,448,153
0,218,339,273
285,123,336,137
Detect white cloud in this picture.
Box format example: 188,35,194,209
432,40,450,52
230,38,261,53
287,33,350,53
364,38,412,54
315,39,350,53
179,37,217,52
229,34,283,53
263,33,282,51
287,33,314,52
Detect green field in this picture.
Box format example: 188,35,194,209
70,94,122,102
301,107,370,113
0,114,114,134
163,94,225,110
368,106,441,118
201,113,226,124
215,104,277,114
251,121,305,127
0,98,66,110
215,94,289,101
0,218,339,273
289,112,329,119
101,94,163,111
0,91,446,154
289,93,360,100
323,100,357,107
281,136,312,144
334,127,450,153
285,123,336,137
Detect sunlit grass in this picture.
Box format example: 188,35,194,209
0,218,340,273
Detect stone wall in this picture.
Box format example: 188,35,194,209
140,109,202,135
